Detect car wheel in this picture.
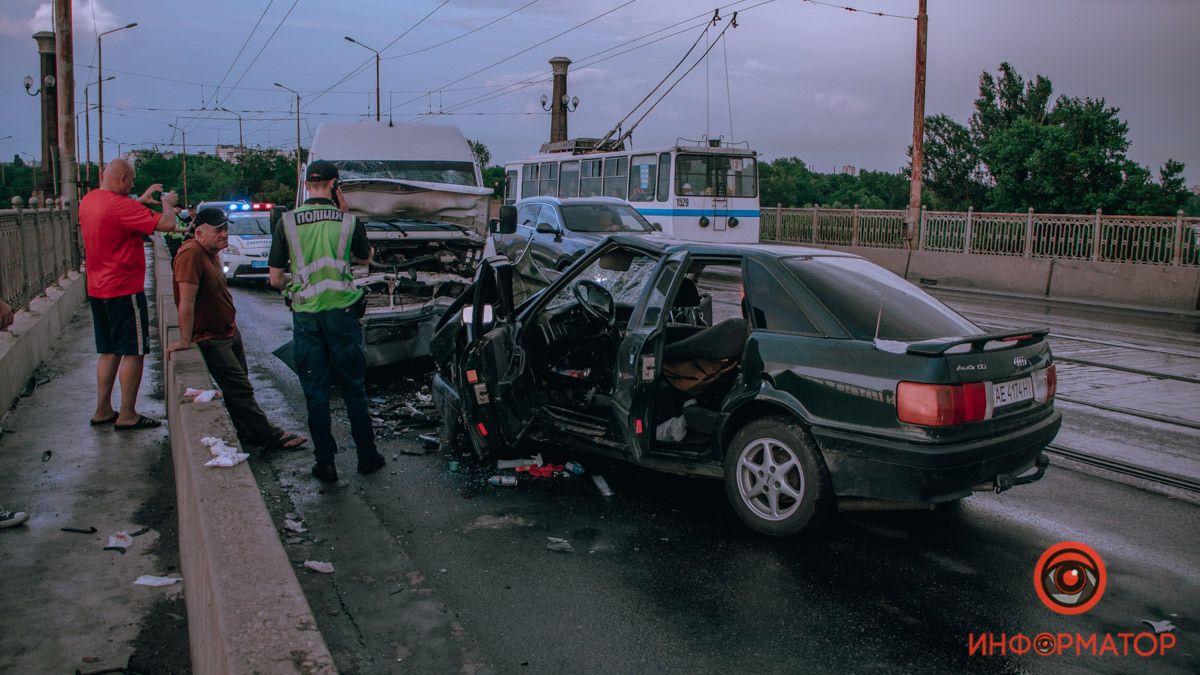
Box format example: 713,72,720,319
724,416,831,537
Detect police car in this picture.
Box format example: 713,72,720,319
194,200,279,282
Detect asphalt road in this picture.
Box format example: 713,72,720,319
228,281,1198,675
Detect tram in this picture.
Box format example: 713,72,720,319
502,138,760,244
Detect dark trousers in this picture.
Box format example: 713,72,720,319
198,329,282,445
292,306,376,463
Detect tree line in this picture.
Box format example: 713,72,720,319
761,63,1197,217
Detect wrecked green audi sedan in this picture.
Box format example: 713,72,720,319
430,227,1059,536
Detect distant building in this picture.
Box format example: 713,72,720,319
837,165,858,176
1190,184,1200,196
216,145,242,162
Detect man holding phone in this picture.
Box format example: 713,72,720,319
79,158,181,429
268,160,382,484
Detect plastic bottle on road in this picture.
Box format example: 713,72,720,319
565,461,585,475
488,475,518,487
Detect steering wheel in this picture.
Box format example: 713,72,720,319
572,279,615,327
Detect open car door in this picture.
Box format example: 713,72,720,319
458,257,537,457
611,251,690,461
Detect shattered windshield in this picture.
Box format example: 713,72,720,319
545,248,659,311
333,160,479,186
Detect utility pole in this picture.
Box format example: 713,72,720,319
54,1,78,227
219,107,244,150
906,0,928,244
33,31,58,197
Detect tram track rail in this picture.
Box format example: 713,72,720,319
1054,395,1200,431
1046,443,1200,495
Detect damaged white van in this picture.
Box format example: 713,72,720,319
303,122,493,367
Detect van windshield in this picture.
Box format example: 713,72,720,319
333,160,478,186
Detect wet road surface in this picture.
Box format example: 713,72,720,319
229,282,1198,674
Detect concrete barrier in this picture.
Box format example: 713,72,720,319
0,268,87,417
804,243,1200,312
154,238,335,674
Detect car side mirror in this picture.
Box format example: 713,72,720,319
497,205,517,234
651,222,663,232
535,221,559,235
461,304,494,330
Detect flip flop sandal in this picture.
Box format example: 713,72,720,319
90,414,119,426
114,415,163,431
273,432,307,450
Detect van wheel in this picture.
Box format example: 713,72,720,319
724,417,831,537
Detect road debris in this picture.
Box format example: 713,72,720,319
61,526,97,534
517,463,570,479
498,453,543,470
303,560,335,574
418,432,439,449
130,526,151,537
283,518,308,534
104,531,133,553
201,436,249,468
593,475,615,497
41,450,51,462
488,475,518,487
565,461,585,475
447,460,460,473
546,537,575,553
134,575,182,587
1141,619,1176,634
183,387,221,403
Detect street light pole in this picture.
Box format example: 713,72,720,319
84,76,114,188
218,107,244,150
97,22,137,173
168,123,188,209
274,82,303,189
344,36,381,121
906,0,928,247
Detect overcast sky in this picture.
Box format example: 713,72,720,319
2,0,1197,185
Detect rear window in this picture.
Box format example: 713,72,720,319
334,160,478,186
785,257,981,341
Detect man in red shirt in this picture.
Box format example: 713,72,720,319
79,158,180,430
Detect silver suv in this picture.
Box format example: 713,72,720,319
490,196,660,285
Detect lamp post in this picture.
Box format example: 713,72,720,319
274,82,302,187
83,76,114,188
168,123,188,209
217,107,244,150
97,22,137,172
344,36,381,121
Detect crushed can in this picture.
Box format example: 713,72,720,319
488,475,518,487
565,461,585,475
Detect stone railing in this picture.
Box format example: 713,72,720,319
0,197,83,310
761,205,1200,267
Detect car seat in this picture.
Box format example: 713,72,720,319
661,318,748,393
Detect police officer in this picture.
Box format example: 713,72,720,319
164,202,189,259
267,160,384,484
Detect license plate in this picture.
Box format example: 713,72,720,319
993,377,1033,408
251,260,267,269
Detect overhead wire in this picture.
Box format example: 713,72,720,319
382,0,642,116
201,0,277,111
381,0,542,62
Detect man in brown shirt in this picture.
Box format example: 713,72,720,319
167,208,305,451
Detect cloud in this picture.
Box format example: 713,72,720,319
812,92,870,117
0,1,120,39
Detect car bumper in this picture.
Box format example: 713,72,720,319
812,409,1062,503
361,302,451,367
219,254,270,278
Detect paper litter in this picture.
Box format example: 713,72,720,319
135,575,182,587
184,387,221,402
106,531,133,550
304,560,335,574
201,436,249,468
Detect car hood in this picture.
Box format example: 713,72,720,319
341,178,492,234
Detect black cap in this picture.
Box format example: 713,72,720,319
191,207,229,230
305,159,339,183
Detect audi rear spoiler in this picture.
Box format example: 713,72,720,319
905,329,1049,356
